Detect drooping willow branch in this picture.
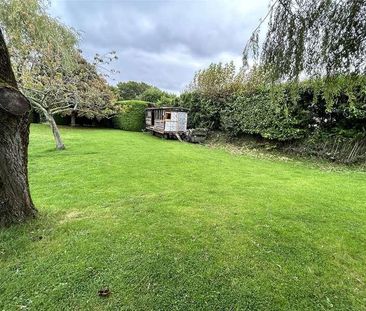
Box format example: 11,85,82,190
243,0,366,81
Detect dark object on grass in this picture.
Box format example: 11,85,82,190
184,128,208,143
98,288,111,297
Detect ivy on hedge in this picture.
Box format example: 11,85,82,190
112,100,149,132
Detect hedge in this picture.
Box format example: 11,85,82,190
221,87,308,140
178,78,366,141
112,100,149,131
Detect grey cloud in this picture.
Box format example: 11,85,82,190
50,0,269,92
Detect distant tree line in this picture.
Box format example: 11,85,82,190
114,81,176,106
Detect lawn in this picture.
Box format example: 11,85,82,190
1,124,366,310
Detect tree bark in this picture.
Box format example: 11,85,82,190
48,113,65,150
30,102,66,150
0,29,36,226
70,111,76,127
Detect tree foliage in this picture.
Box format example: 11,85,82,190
116,80,176,105
116,81,152,100
0,0,78,149
180,0,366,162
0,0,77,79
187,61,246,100
138,87,176,105
0,0,118,149
66,53,117,120
180,77,366,137
244,0,366,81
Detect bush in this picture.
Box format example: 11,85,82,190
221,86,309,140
112,100,149,131
178,91,231,130
179,77,366,142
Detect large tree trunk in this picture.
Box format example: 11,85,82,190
0,29,36,226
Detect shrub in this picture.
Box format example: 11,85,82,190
112,100,149,131
178,91,231,130
221,88,306,140
179,76,366,141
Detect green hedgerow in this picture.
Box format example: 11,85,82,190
112,100,149,131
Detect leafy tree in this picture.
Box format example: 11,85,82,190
116,81,152,100
66,53,118,126
187,61,246,100
0,0,118,148
138,87,176,104
0,29,36,226
243,0,366,97
157,94,177,107
109,85,119,99
0,0,79,149
182,61,247,129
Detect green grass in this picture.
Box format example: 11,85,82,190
1,124,366,310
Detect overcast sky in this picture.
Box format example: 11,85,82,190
49,0,269,93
